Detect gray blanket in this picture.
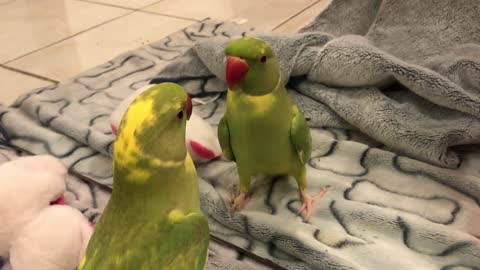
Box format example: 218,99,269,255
160,0,480,169
1,0,480,269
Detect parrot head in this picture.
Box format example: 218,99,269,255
225,37,281,95
114,83,193,165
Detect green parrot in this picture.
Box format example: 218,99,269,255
78,83,209,270
219,37,328,222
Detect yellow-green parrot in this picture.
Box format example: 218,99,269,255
218,37,328,222
78,83,209,270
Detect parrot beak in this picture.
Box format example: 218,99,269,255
186,94,192,120
226,56,249,88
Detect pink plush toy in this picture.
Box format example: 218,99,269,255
0,155,93,270
110,84,222,163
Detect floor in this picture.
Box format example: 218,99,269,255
0,0,330,105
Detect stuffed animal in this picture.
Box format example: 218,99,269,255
0,155,93,270
110,84,222,163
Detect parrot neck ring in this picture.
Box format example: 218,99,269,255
226,56,249,88
272,75,282,93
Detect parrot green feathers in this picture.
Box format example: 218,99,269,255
221,37,327,220
217,116,235,161
290,106,313,166
79,83,209,270
224,37,280,95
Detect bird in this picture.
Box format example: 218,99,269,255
218,37,328,222
78,83,209,270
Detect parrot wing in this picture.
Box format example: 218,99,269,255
163,211,210,270
290,105,312,165
218,116,235,161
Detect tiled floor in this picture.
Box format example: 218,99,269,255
0,0,329,105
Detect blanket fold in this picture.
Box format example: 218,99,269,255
158,4,480,168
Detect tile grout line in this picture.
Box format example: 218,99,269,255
272,0,323,31
73,0,199,21
3,0,196,66
72,0,142,11
3,10,136,65
0,64,59,83
136,9,200,22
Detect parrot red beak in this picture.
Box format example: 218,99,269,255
226,56,249,88
186,94,192,120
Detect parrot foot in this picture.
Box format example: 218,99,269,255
229,192,250,213
297,187,328,222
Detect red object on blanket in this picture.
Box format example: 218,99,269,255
189,140,216,160
50,195,65,205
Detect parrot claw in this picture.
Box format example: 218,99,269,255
230,192,250,213
229,192,236,204
297,187,328,222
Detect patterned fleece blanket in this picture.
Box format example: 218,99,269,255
1,0,480,269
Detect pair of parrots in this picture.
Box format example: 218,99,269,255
79,37,326,270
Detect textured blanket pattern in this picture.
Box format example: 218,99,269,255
198,127,480,269
1,1,480,269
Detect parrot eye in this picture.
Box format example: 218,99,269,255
260,55,267,63
177,110,184,120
